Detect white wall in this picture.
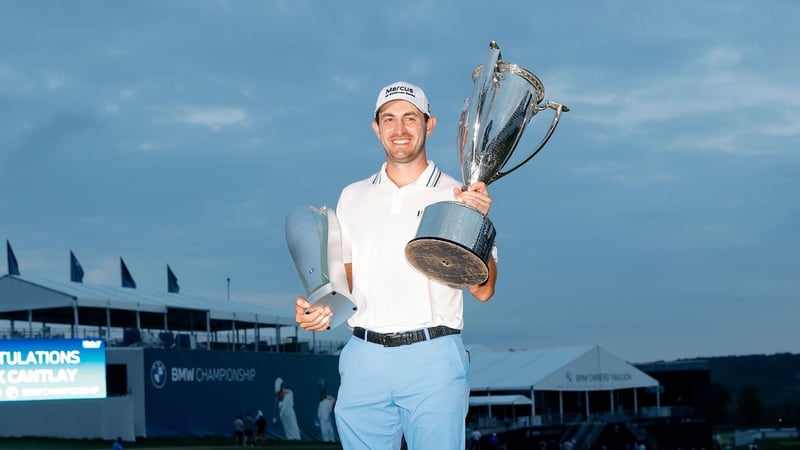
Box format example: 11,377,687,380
107,347,146,437
0,396,135,441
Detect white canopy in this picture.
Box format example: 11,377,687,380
469,345,659,392
470,394,532,407
0,274,295,332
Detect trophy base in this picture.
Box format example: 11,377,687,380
406,238,489,285
405,201,496,285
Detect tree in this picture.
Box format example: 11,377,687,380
709,382,731,426
737,384,764,426
770,399,800,428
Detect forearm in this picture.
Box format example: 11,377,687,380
467,257,496,302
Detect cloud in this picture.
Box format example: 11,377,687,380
759,111,800,137
701,46,743,68
42,69,68,90
561,44,800,158
3,111,99,167
87,257,119,286
176,107,248,130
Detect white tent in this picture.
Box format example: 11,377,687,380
470,394,532,407
468,345,660,420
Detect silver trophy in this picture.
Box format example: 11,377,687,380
285,205,356,329
405,41,569,285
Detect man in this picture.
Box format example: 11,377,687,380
295,81,497,450
470,428,482,450
233,416,244,447
242,411,255,447
255,410,267,445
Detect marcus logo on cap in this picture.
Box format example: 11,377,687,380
374,81,430,117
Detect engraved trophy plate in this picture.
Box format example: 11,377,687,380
285,205,356,329
405,41,569,285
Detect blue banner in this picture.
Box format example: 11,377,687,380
70,251,84,283
167,265,179,293
142,349,340,440
121,258,136,289
6,240,19,276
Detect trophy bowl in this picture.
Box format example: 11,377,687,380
405,41,568,286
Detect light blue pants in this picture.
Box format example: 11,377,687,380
335,333,470,450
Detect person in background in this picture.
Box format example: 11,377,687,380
111,436,123,450
243,411,255,447
489,433,499,449
470,428,482,450
255,409,267,445
233,415,245,446
295,81,497,450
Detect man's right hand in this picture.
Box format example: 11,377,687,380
295,296,334,331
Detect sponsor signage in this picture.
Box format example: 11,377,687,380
0,338,107,402
565,370,633,385
143,349,340,438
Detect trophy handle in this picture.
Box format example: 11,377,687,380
491,101,570,183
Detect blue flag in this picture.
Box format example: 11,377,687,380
167,265,180,293
70,251,84,283
120,258,136,289
6,240,20,276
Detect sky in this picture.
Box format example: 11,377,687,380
1,1,798,364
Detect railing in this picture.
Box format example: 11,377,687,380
0,326,346,355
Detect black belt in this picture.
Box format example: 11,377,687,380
353,326,461,347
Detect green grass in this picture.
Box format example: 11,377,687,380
716,440,800,450
0,436,343,450
752,439,800,450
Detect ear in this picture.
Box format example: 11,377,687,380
425,115,437,137
372,119,380,138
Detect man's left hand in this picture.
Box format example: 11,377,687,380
455,182,492,215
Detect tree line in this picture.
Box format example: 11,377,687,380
698,353,799,429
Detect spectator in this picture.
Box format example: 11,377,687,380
470,428,482,450
233,415,244,446
255,410,267,444
243,411,255,447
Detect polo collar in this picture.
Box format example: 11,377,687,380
371,161,442,187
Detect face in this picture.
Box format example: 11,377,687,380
372,100,436,165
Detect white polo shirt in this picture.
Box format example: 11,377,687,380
336,161,464,332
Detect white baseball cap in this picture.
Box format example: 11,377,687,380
374,81,430,117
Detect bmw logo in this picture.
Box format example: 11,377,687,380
151,360,167,389
4,386,19,400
